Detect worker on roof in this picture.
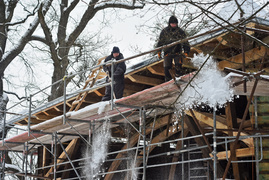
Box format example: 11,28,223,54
102,46,126,101
157,15,190,82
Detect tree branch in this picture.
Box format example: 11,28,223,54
0,0,53,73
4,1,39,27
66,1,144,47
30,35,47,45
3,90,26,100
38,3,59,65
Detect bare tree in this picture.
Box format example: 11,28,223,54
0,1,53,178
0,0,53,124
30,0,144,101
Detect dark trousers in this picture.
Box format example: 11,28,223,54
101,80,125,101
164,54,183,81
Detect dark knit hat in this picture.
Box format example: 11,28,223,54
111,46,120,53
169,16,178,24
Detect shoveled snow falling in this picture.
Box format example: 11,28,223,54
175,53,234,112
83,119,111,180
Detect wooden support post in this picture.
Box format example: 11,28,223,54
185,114,224,178
168,129,189,180
225,102,240,180
166,113,172,137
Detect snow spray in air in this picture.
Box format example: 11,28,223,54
83,119,111,180
175,53,234,112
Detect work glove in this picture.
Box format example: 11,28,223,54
183,52,188,58
157,51,162,59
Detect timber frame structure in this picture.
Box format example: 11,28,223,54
1,17,269,180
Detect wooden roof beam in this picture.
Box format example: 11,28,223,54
126,74,163,86
124,84,145,96
185,110,254,147
94,89,104,96
216,36,229,46
105,114,173,180
218,46,269,70
45,138,79,178
225,102,240,179
212,147,254,160
147,64,165,76
34,114,57,121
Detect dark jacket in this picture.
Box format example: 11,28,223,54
157,25,190,55
103,53,126,82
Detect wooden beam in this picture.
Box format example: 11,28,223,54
66,101,72,107
35,114,57,120
190,47,203,54
182,58,195,69
53,106,61,112
216,36,229,46
134,125,184,167
212,147,254,160
185,110,254,147
185,115,224,177
42,146,49,174
42,111,50,116
127,74,163,86
61,139,80,179
104,114,172,180
45,138,79,178
147,64,165,76
94,89,104,96
246,22,256,35
125,59,164,77
168,130,189,180
218,46,269,70
225,102,240,180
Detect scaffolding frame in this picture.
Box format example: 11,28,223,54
0,21,269,180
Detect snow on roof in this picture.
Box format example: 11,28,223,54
5,55,160,128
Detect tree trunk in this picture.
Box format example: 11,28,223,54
48,54,69,101
0,92,8,126
48,63,66,101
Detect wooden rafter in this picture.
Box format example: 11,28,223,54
94,89,103,96
104,114,171,180
225,102,240,180
126,74,163,86
218,46,269,70
185,114,225,177
212,147,254,160
185,110,254,148
134,125,184,168
147,64,165,76
168,130,189,180
44,138,79,178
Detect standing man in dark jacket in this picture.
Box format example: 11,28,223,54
157,15,190,81
102,46,126,101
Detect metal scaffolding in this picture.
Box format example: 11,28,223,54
0,19,269,180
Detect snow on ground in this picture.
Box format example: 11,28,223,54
175,53,234,112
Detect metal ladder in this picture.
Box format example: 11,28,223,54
188,143,209,180
69,57,107,111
